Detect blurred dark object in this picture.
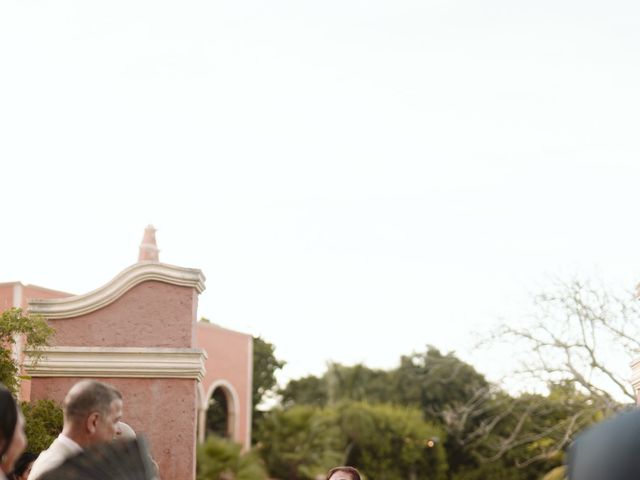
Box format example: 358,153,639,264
39,437,156,480
568,408,640,480
8,451,38,479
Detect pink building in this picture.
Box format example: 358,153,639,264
0,227,253,480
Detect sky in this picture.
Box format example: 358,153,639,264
2,0,640,386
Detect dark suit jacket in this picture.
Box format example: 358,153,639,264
568,408,640,480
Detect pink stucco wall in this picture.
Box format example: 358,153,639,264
197,322,252,448
30,376,197,480
0,283,70,311
49,281,198,348
0,284,15,312
21,285,72,308
28,277,202,479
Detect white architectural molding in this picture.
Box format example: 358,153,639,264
24,347,207,381
197,383,207,444
245,337,253,450
28,262,206,319
12,282,23,308
630,357,640,399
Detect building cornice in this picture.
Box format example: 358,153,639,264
24,347,207,381
28,262,206,319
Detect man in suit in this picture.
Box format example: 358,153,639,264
568,408,640,480
28,380,123,480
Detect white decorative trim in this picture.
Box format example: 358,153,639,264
12,283,24,379
28,262,206,319
245,336,253,450
24,347,207,381
13,283,23,308
631,357,640,400
197,383,207,443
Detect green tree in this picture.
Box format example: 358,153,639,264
206,388,230,438
393,346,490,415
252,336,285,410
280,374,328,408
280,363,395,408
336,402,447,480
0,308,54,393
197,436,268,480
21,399,63,453
252,336,285,442
389,346,493,476
256,405,342,480
256,401,448,480
275,340,607,479
278,349,487,477
325,363,395,405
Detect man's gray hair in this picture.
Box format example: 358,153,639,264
63,380,122,421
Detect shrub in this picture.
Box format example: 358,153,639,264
197,436,268,480
21,399,63,453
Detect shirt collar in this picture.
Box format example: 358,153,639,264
58,433,83,454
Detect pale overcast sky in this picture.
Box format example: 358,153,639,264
2,0,640,385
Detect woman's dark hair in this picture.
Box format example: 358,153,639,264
0,384,18,458
326,466,362,480
9,452,38,478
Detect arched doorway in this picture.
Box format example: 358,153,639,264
203,381,239,441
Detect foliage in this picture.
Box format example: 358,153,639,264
256,405,342,480
206,388,230,438
21,399,63,453
251,336,285,443
393,346,490,415
280,374,328,408
392,346,492,475
275,346,598,480
265,277,634,479
325,363,396,405
281,363,397,408
336,402,447,480
279,348,486,476
252,336,285,410
197,436,268,480
255,401,447,480
451,461,525,480
0,308,54,393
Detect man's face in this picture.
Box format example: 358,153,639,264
93,399,123,444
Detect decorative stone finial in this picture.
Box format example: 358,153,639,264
138,225,160,262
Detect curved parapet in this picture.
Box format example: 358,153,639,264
28,262,206,319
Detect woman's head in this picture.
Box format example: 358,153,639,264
0,385,26,474
326,466,362,480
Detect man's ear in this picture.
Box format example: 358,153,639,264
86,412,100,434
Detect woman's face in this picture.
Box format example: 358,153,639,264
1,412,26,474
329,472,355,480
